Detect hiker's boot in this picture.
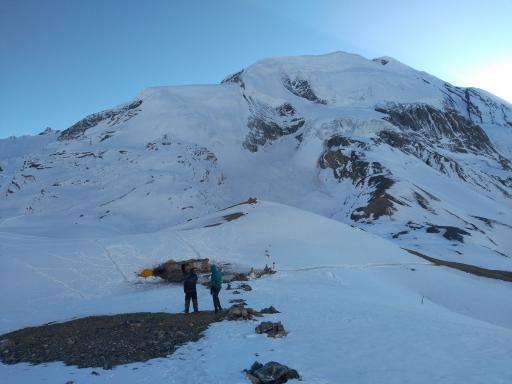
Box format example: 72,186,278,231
193,299,199,313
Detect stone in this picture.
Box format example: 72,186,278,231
226,304,261,321
239,283,252,291
260,306,280,314
227,306,250,320
246,361,300,384
255,322,287,338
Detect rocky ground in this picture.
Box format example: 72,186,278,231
0,311,225,369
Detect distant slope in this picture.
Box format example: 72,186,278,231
1,51,511,271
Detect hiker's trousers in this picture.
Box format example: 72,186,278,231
211,287,222,311
185,291,198,313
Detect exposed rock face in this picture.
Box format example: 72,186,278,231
244,98,305,152
373,58,389,65
282,74,327,104
377,129,471,180
221,69,246,89
374,103,512,197
58,100,142,140
319,134,399,221
425,225,470,242
246,361,300,384
375,103,498,155
441,83,512,128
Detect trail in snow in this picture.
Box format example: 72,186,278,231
95,240,129,283
8,255,86,299
278,261,431,272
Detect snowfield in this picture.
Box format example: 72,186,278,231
1,202,512,383
1,51,512,383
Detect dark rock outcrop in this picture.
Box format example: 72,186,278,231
441,83,512,128
58,100,142,141
246,361,300,384
375,103,512,197
282,75,327,104
425,225,470,242
375,103,497,155
319,134,399,221
243,99,305,152
221,69,245,89
260,306,280,314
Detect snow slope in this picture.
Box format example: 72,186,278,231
1,201,512,383
0,201,419,332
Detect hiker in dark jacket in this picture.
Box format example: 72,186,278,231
210,265,223,313
183,268,199,313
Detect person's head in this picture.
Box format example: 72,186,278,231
189,267,196,274
210,264,217,273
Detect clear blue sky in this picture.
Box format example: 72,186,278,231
1,0,511,138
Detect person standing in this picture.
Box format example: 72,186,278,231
183,267,199,313
210,265,223,313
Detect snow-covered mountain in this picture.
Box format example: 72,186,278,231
1,51,512,383
1,51,511,268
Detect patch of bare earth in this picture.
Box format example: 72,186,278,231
0,311,225,369
403,248,512,282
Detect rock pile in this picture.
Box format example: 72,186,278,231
226,304,262,321
245,361,300,384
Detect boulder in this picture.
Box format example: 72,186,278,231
230,272,249,282
260,306,280,314
229,299,246,304
226,304,262,321
255,321,287,338
227,305,251,321
245,361,300,384
239,283,253,291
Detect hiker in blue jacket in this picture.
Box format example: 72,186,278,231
210,265,223,313
183,267,199,313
